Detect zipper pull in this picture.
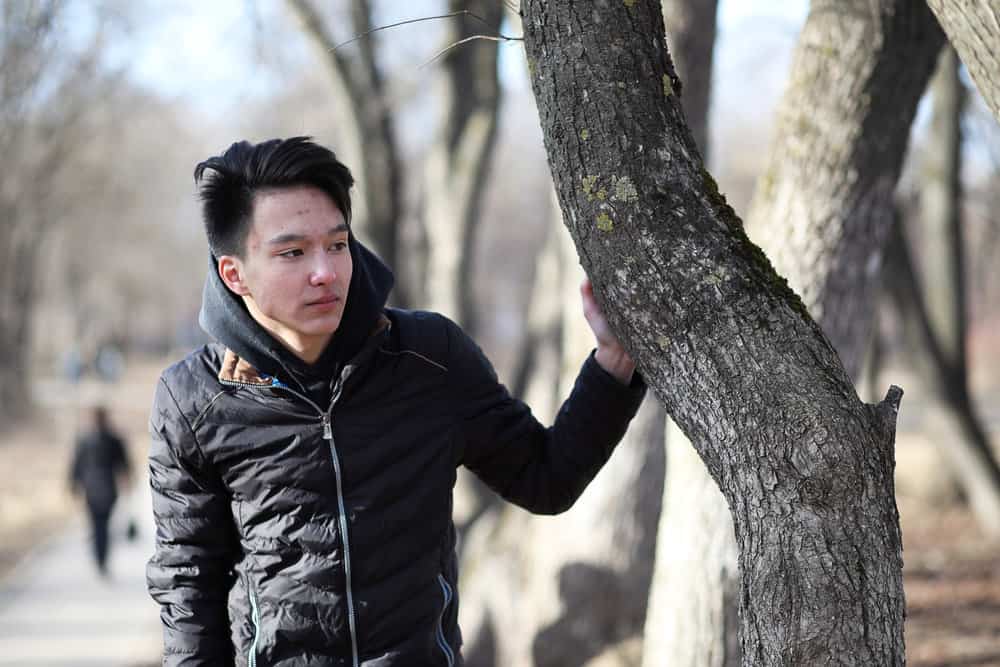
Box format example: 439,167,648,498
322,416,332,440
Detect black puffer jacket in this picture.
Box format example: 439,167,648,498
148,310,644,666
148,242,645,667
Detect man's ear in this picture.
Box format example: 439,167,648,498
218,255,250,296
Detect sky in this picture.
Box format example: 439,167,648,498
120,1,811,118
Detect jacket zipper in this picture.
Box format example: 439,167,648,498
324,411,360,667
247,579,261,667
244,370,362,667
436,574,456,667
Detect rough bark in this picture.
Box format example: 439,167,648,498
286,0,406,302
926,0,1000,123
523,1,906,664
750,0,945,379
642,2,736,666
422,0,503,333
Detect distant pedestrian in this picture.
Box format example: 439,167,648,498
69,406,131,576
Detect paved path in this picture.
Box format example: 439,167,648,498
0,481,161,666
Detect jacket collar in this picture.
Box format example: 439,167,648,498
218,348,271,386
218,313,392,386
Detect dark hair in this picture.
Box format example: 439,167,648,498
193,137,354,257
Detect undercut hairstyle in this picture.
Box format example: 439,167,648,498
193,137,354,257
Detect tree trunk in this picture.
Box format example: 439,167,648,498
642,2,736,666
461,218,665,667
915,46,1000,537
0,210,40,424
511,198,567,411
883,217,1000,538
750,0,944,379
422,0,503,334
286,0,406,302
0,2,112,426
459,197,568,667
648,3,943,663
522,1,907,663
920,46,967,389
643,439,740,667
660,0,717,154
419,4,506,620
925,0,1000,123
531,399,665,667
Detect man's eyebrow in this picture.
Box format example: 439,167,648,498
267,224,349,245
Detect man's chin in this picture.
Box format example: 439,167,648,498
299,315,343,338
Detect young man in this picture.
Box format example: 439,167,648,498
147,137,644,667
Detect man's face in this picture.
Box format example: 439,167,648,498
218,185,353,362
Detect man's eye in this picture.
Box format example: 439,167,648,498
278,249,303,258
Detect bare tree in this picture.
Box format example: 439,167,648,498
461,218,664,667
641,2,735,666
659,0,716,152
422,0,503,333
750,0,944,379
286,0,406,301
522,0,913,662
509,198,566,409
0,1,121,423
925,0,1000,123
646,2,943,663
40,87,211,362
883,218,1000,538
880,46,1000,538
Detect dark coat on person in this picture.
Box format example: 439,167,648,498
146,238,645,667
70,425,129,514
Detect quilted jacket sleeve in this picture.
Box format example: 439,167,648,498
449,318,646,515
146,376,238,666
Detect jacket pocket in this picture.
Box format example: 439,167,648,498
435,574,456,667
247,577,262,667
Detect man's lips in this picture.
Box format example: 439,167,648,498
306,295,340,306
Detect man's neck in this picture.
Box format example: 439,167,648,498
244,298,331,366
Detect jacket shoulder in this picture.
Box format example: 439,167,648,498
382,308,459,372
154,343,227,426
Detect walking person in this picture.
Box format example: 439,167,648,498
147,137,646,666
70,405,131,577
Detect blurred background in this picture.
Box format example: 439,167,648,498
0,1,997,666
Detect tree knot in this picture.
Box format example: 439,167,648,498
798,477,830,506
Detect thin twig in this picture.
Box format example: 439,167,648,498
332,10,517,51
419,33,522,68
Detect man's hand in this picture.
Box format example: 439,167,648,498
581,279,636,385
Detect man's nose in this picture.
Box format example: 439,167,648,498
310,255,336,285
